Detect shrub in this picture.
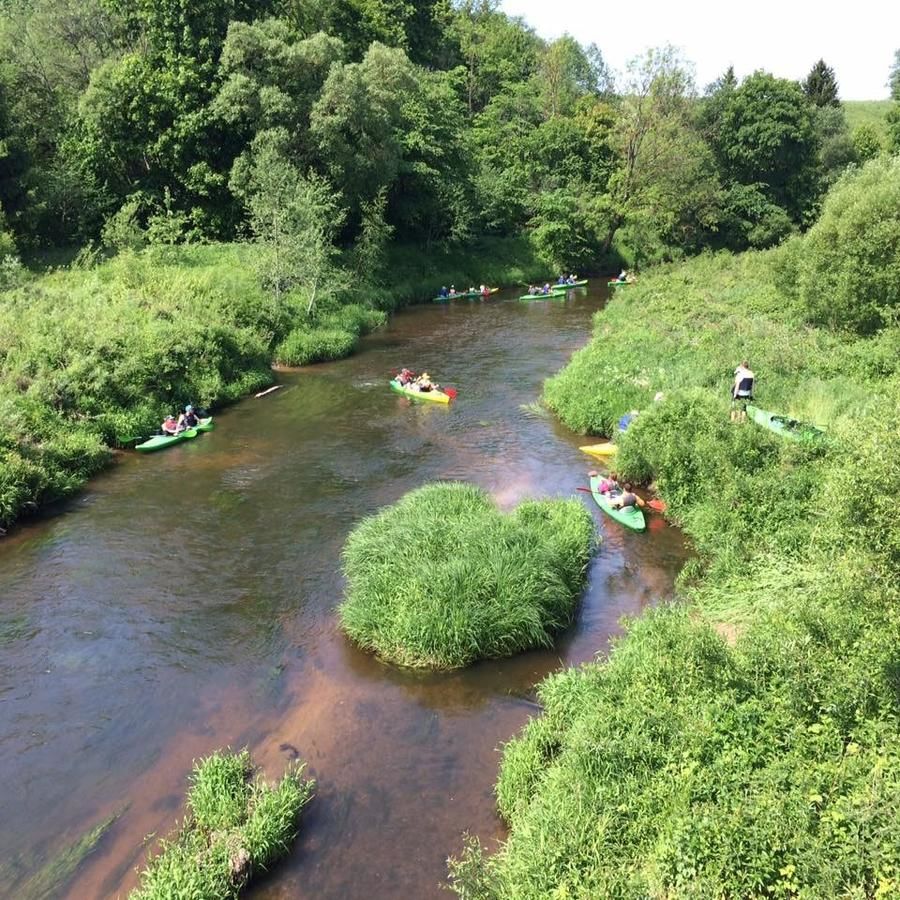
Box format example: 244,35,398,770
130,749,315,900
339,483,595,669
795,155,900,333
274,327,357,366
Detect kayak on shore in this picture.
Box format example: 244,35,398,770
433,288,498,302
136,417,214,452
746,405,826,441
589,473,646,532
390,379,453,404
580,442,618,459
607,280,634,287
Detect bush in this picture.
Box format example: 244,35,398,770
795,155,900,333
274,327,358,366
130,749,315,900
339,483,595,669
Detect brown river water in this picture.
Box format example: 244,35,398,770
0,283,689,899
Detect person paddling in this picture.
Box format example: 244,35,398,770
612,483,643,510
731,360,755,422
439,286,449,299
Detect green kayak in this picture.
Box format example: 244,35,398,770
589,474,646,532
746,405,825,442
135,417,213,452
519,288,567,301
551,279,588,289
433,288,498,302
607,280,633,287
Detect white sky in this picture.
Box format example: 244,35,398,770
500,0,900,101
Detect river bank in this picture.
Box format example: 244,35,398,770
451,243,900,895
0,235,547,532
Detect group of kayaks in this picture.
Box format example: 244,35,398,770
577,400,826,533
135,417,214,452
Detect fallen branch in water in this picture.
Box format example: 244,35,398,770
255,385,283,399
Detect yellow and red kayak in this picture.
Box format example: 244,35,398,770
390,379,452,404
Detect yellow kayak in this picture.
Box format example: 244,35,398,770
580,442,618,459
390,379,452,404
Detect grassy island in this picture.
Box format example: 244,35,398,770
339,483,595,670
451,159,900,896
130,749,314,900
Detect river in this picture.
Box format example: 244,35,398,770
0,283,688,899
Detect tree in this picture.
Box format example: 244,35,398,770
598,47,720,259
239,130,344,313
889,49,900,101
802,59,840,107
851,123,883,161
795,155,900,333
710,71,819,223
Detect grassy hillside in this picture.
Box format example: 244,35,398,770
843,99,894,137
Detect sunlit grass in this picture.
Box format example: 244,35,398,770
339,482,596,669
130,749,314,900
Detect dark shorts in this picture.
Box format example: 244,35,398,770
731,394,753,409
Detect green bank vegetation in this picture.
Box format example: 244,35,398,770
130,749,314,900
450,158,900,895
339,483,595,669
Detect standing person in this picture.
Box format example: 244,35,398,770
731,361,755,422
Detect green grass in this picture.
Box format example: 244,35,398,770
130,749,315,900
450,206,900,895
843,99,894,138
338,482,596,669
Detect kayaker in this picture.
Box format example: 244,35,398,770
617,269,628,282
439,286,449,298
569,273,578,283
597,472,619,494
480,284,487,295
415,372,435,392
397,368,415,386
178,405,200,429
542,283,551,294
731,361,755,422
557,275,566,285
161,414,180,435
612,483,643,510
450,284,457,296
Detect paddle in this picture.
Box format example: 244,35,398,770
443,387,458,400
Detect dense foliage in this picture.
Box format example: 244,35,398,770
131,749,315,899
339,482,595,669
0,0,877,266
450,170,900,895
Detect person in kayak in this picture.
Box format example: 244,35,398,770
480,284,488,295
161,414,180,435
439,286,449,298
542,283,552,294
617,269,628,282
178,405,200,430
397,368,415,386
612,483,643,510
450,284,457,296
731,361,755,422
597,472,619,494
557,275,566,285
569,273,578,284
414,372,435,392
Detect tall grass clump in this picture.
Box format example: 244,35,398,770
339,483,595,669
450,169,900,896
130,749,314,900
